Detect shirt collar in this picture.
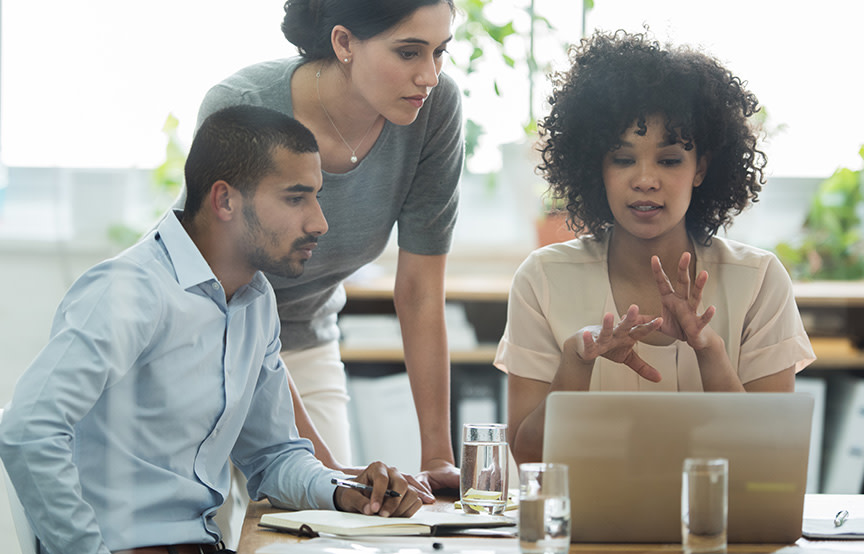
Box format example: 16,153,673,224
157,210,271,298
157,210,220,292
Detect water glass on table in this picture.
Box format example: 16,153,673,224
518,462,571,554
459,423,509,515
682,457,728,554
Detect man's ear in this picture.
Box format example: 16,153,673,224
209,180,240,221
331,25,355,63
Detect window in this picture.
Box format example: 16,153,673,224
585,0,864,178
1,0,288,168
3,1,861,177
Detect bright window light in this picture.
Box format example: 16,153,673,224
2,0,862,178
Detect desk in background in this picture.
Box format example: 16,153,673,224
341,268,864,489
342,272,864,369
237,494,864,553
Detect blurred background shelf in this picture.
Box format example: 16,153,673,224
341,263,864,494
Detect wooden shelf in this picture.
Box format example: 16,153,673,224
793,281,864,308
343,269,864,369
345,274,512,302
808,337,864,369
341,338,863,369
341,344,499,364
348,273,864,306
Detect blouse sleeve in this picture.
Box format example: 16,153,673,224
738,254,816,383
494,254,562,383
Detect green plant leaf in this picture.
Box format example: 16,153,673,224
774,144,864,280
464,118,483,162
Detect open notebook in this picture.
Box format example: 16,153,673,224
259,509,514,537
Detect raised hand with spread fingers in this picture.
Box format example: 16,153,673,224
651,252,717,351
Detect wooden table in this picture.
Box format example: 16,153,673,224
237,494,864,553
238,495,468,552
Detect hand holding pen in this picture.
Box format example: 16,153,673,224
332,461,422,517
332,477,401,498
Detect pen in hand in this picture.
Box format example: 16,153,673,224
331,477,401,498
834,509,849,528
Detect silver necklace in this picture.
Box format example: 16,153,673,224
316,67,376,164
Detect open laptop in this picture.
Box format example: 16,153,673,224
542,392,814,544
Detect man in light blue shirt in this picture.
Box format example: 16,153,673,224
0,105,421,554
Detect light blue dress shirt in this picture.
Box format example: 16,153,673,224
0,212,339,554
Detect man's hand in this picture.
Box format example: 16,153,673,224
333,461,422,517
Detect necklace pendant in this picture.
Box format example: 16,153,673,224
350,154,358,164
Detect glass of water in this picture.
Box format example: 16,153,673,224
460,423,509,515
518,463,570,554
682,457,728,554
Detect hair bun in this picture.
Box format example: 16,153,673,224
282,0,328,58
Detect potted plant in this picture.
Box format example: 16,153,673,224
453,1,589,246
775,145,864,280
107,113,185,247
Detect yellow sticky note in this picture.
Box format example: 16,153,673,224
455,489,517,512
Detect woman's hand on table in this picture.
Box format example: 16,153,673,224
415,457,460,495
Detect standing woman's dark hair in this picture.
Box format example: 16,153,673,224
282,0,456,61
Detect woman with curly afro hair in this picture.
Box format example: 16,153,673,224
495,30,816,464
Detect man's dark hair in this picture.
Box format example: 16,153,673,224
184,105,318,216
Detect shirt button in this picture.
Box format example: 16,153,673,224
211,282,220,290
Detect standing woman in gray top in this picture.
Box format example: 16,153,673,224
196,0,462,494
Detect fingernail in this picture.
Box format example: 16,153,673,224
380,510,390,518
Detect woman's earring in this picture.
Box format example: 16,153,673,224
343,58,349,63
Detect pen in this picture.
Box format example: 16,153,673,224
331,477,401,498
834,509,849,527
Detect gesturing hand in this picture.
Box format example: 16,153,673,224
570,304,663,382
651,253,717,350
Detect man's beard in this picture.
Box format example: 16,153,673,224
243,203,317,279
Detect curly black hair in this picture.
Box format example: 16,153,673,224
538,29,766,244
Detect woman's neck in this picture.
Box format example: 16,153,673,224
607,227,696,283
291,61,384,173
295,62,381,137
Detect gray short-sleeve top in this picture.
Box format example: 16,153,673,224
196,57,463,350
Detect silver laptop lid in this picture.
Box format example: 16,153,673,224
542,392,813,543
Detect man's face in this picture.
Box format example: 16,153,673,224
240,147,327,278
